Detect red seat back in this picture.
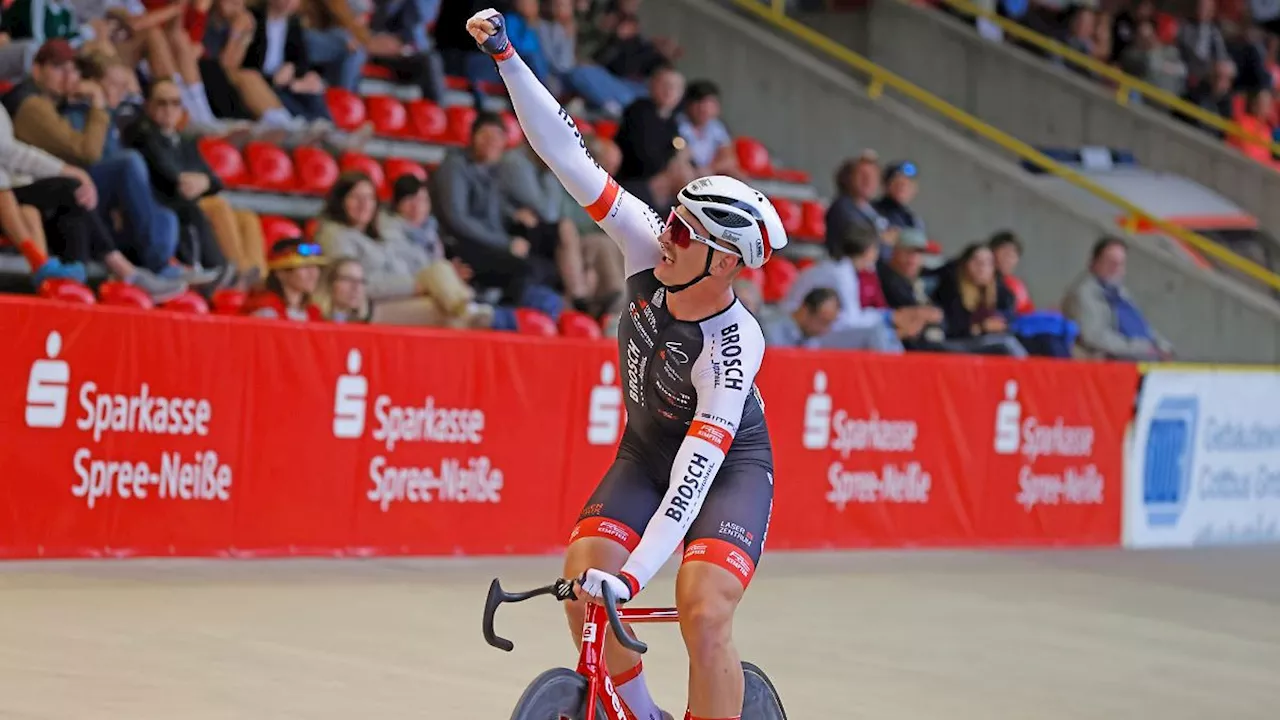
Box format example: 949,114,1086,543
243,141,295,191
260,216,303,250
39,278,96,305
325,87,367,132
558,310,603,339
735,137,772,177
800,200,827,242
594,119,618,140
446,106,478,145
762,257,799,304
514,308,557,336
292,146,340,196
162,291,211,315
365,94,407,136
502,111,524,148
198,137,246,186
405,99,448,141
98,280,155,310
211,288,248,315
771,198,802,236
339,151,387,197
382,157,427,191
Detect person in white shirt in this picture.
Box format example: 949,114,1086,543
676,79,742,178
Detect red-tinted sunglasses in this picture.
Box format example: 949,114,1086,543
664,207,739,257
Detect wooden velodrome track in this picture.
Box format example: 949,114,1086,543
0,548,1276,718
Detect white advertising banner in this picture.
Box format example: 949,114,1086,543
1125,369,1280,548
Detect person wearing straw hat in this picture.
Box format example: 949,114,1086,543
244,237,327,321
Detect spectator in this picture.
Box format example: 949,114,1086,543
365,0,446,104
1119,18,1188,97
244,236,325,321
1228,88,1276,162
989,230,1034,313
433,112,563,321
558,133,626,316
433,0,497,109
677,79,741,178
930,242,1027,356
827,150,894,259
1092,10,1113,65
126,78,249,288
243,0,331,122
614,63,693,212
1061,235,1174,360
315,255,370,323
538,0,637,113
783,223,906,352
872,160,924,233
761,286,842,349
592,12,667,104
296,0,368,93
504,0,551,84
1178,0,1230,86
1228,25,1272,94
317,171,493,328
1111,0,1156,62
1184,57,1237,133
1063,6,1095,58
877,227,947,350
854,236,888,310
2,40,189,280
203,0,316,132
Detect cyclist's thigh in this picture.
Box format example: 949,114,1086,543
682,458,774,590
569,454,664,556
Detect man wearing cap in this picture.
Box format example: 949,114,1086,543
877,226,947,350
2,38,185,279
873,160,925,233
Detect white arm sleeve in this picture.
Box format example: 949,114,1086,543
495,50,663,276
619,317,766,591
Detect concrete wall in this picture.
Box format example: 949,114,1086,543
638,0,1280,362
817,0,1280,241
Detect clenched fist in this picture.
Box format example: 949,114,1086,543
466,8,510,56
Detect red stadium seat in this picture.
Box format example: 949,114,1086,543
361,63,394,80
771,198,802,237
211,288,248,315
383,157,427,187
762,256,799,304
800,200,826,243
242,141,295,191
292,146,340,196
444,75,470,91
339,151,387,196
97,280,155,310
594,119,618,140
404,99,449,141
737,265,764,289
161,291,210,315
794,256,817,271
197,137,246,187
260,216,303,250
774,168,812,184
365,94,407,136
514,308,557,336
573,116,595,136
38,278,96,305
446,106,478,145
502,111,524,148
558,310,603,339
303,217,319,240
325,87,367,132
735,137,772,178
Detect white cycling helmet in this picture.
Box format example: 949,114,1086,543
677,175,788,270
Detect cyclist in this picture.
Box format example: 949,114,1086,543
467,10,787,720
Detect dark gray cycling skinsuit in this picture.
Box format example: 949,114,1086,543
495,46,774,590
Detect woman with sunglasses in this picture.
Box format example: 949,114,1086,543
243,237,326,321
467,11,788,720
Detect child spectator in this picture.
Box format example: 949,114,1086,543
244,236,325,321
988,230,1034,313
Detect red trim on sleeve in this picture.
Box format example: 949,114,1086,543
688,420,734,454
586,177,621,222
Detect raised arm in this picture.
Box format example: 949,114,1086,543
469,9,662,276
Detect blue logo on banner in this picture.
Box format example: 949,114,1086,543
1143,396,1199,527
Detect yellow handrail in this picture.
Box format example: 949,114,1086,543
930,0,1280,159
730,0,1280,292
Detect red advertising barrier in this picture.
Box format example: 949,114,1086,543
0,297,1138,558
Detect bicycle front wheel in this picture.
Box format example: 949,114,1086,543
742,661,788,720
509,667,607,720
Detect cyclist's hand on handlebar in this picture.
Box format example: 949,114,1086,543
466,8,510,56
579,568,636,603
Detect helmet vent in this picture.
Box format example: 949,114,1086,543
704,208,752,228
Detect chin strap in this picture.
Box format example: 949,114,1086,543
660,245,716,294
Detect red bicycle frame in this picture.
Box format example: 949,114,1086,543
576,601,679,720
